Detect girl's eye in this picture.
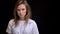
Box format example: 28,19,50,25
22,9,24,10
17,9,20,11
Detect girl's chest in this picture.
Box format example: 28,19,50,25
11,22,33,34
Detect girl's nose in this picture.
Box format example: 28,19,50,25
20,10,22,13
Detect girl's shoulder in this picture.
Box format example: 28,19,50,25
8,19,14,26
28,19,36,23
28,19,37,25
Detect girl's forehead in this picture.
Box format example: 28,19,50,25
17,4,26,9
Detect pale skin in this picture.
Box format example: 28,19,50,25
17,4,26,20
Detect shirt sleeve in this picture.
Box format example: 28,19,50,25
6,19,13,34
32,21,39,34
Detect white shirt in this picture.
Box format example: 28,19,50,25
6,19,39,34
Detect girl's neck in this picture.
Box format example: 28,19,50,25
20,17,25,20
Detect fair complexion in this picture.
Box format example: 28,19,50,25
17,4,26,20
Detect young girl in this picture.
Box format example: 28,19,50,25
6,0,39,34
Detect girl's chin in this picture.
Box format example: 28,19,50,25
20,16,24,18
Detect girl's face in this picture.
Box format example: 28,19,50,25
17,4,26,19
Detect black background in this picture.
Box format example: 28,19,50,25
0,0,54,34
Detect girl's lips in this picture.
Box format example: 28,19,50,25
20,14,23,16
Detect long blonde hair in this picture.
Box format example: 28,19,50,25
13,0,32,26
